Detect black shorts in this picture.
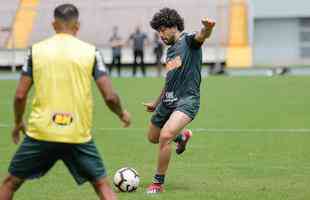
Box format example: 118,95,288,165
9,135,107,185
151,96,200,128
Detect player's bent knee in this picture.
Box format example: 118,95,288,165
93,177,108,187
148,134,159,144
93,176,113,191
159,131,174,144
92,177,116,199
147,123,160,144
2,175,24,191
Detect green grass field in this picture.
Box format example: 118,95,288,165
1,76,310,200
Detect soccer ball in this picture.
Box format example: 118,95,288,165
113,167,140,192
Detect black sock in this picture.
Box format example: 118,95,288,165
173,133,183,143
153,174,165,184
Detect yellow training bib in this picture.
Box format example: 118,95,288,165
27,34,96,143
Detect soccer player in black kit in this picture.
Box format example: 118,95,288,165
143,8,215,194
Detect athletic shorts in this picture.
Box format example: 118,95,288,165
151,96,200,128
8,135,107,185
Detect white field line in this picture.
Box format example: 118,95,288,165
97,127,310,133
1,123,310,133
0,123,10,128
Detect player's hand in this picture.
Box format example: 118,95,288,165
142,102,157,112
119,110,131,128
202,17,216,30
12,122,26,144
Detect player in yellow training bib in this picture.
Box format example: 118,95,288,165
0,4,131,200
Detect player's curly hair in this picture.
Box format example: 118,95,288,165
150,8,184,32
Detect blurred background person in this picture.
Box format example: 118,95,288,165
109,26,123,77
128,26,148,77
153,32,164,77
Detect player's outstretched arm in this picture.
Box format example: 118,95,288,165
13,75,32,144
194,17,216,44
96,76,131,127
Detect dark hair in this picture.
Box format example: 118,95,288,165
150,8,184,31
54,4,79,22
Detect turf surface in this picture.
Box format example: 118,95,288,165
0,76,310,200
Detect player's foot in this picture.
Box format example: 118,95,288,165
146,183,164,194
176,129,192,155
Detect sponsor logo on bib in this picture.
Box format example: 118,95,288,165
52,112,73,126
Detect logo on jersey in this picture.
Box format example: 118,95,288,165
162,91,178,107
165,56,182,71
52,112,73,126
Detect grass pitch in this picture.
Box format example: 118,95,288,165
0,76,310,200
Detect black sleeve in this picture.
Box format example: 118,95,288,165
92,49,108,80
185,32,203,49
21,48,33,78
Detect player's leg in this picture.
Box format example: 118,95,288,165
173,102,199,155
109,56,115,75
133,50,138,77
64,140,116,200
147,122,161,144
1,135,58,199
174,129,193,155
140,51,146,76
147,111,191,194
92,177,117,200
116,55,121,77
0,175,24,200
136,51,141,75
157,111,191,174
148,102,172,144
